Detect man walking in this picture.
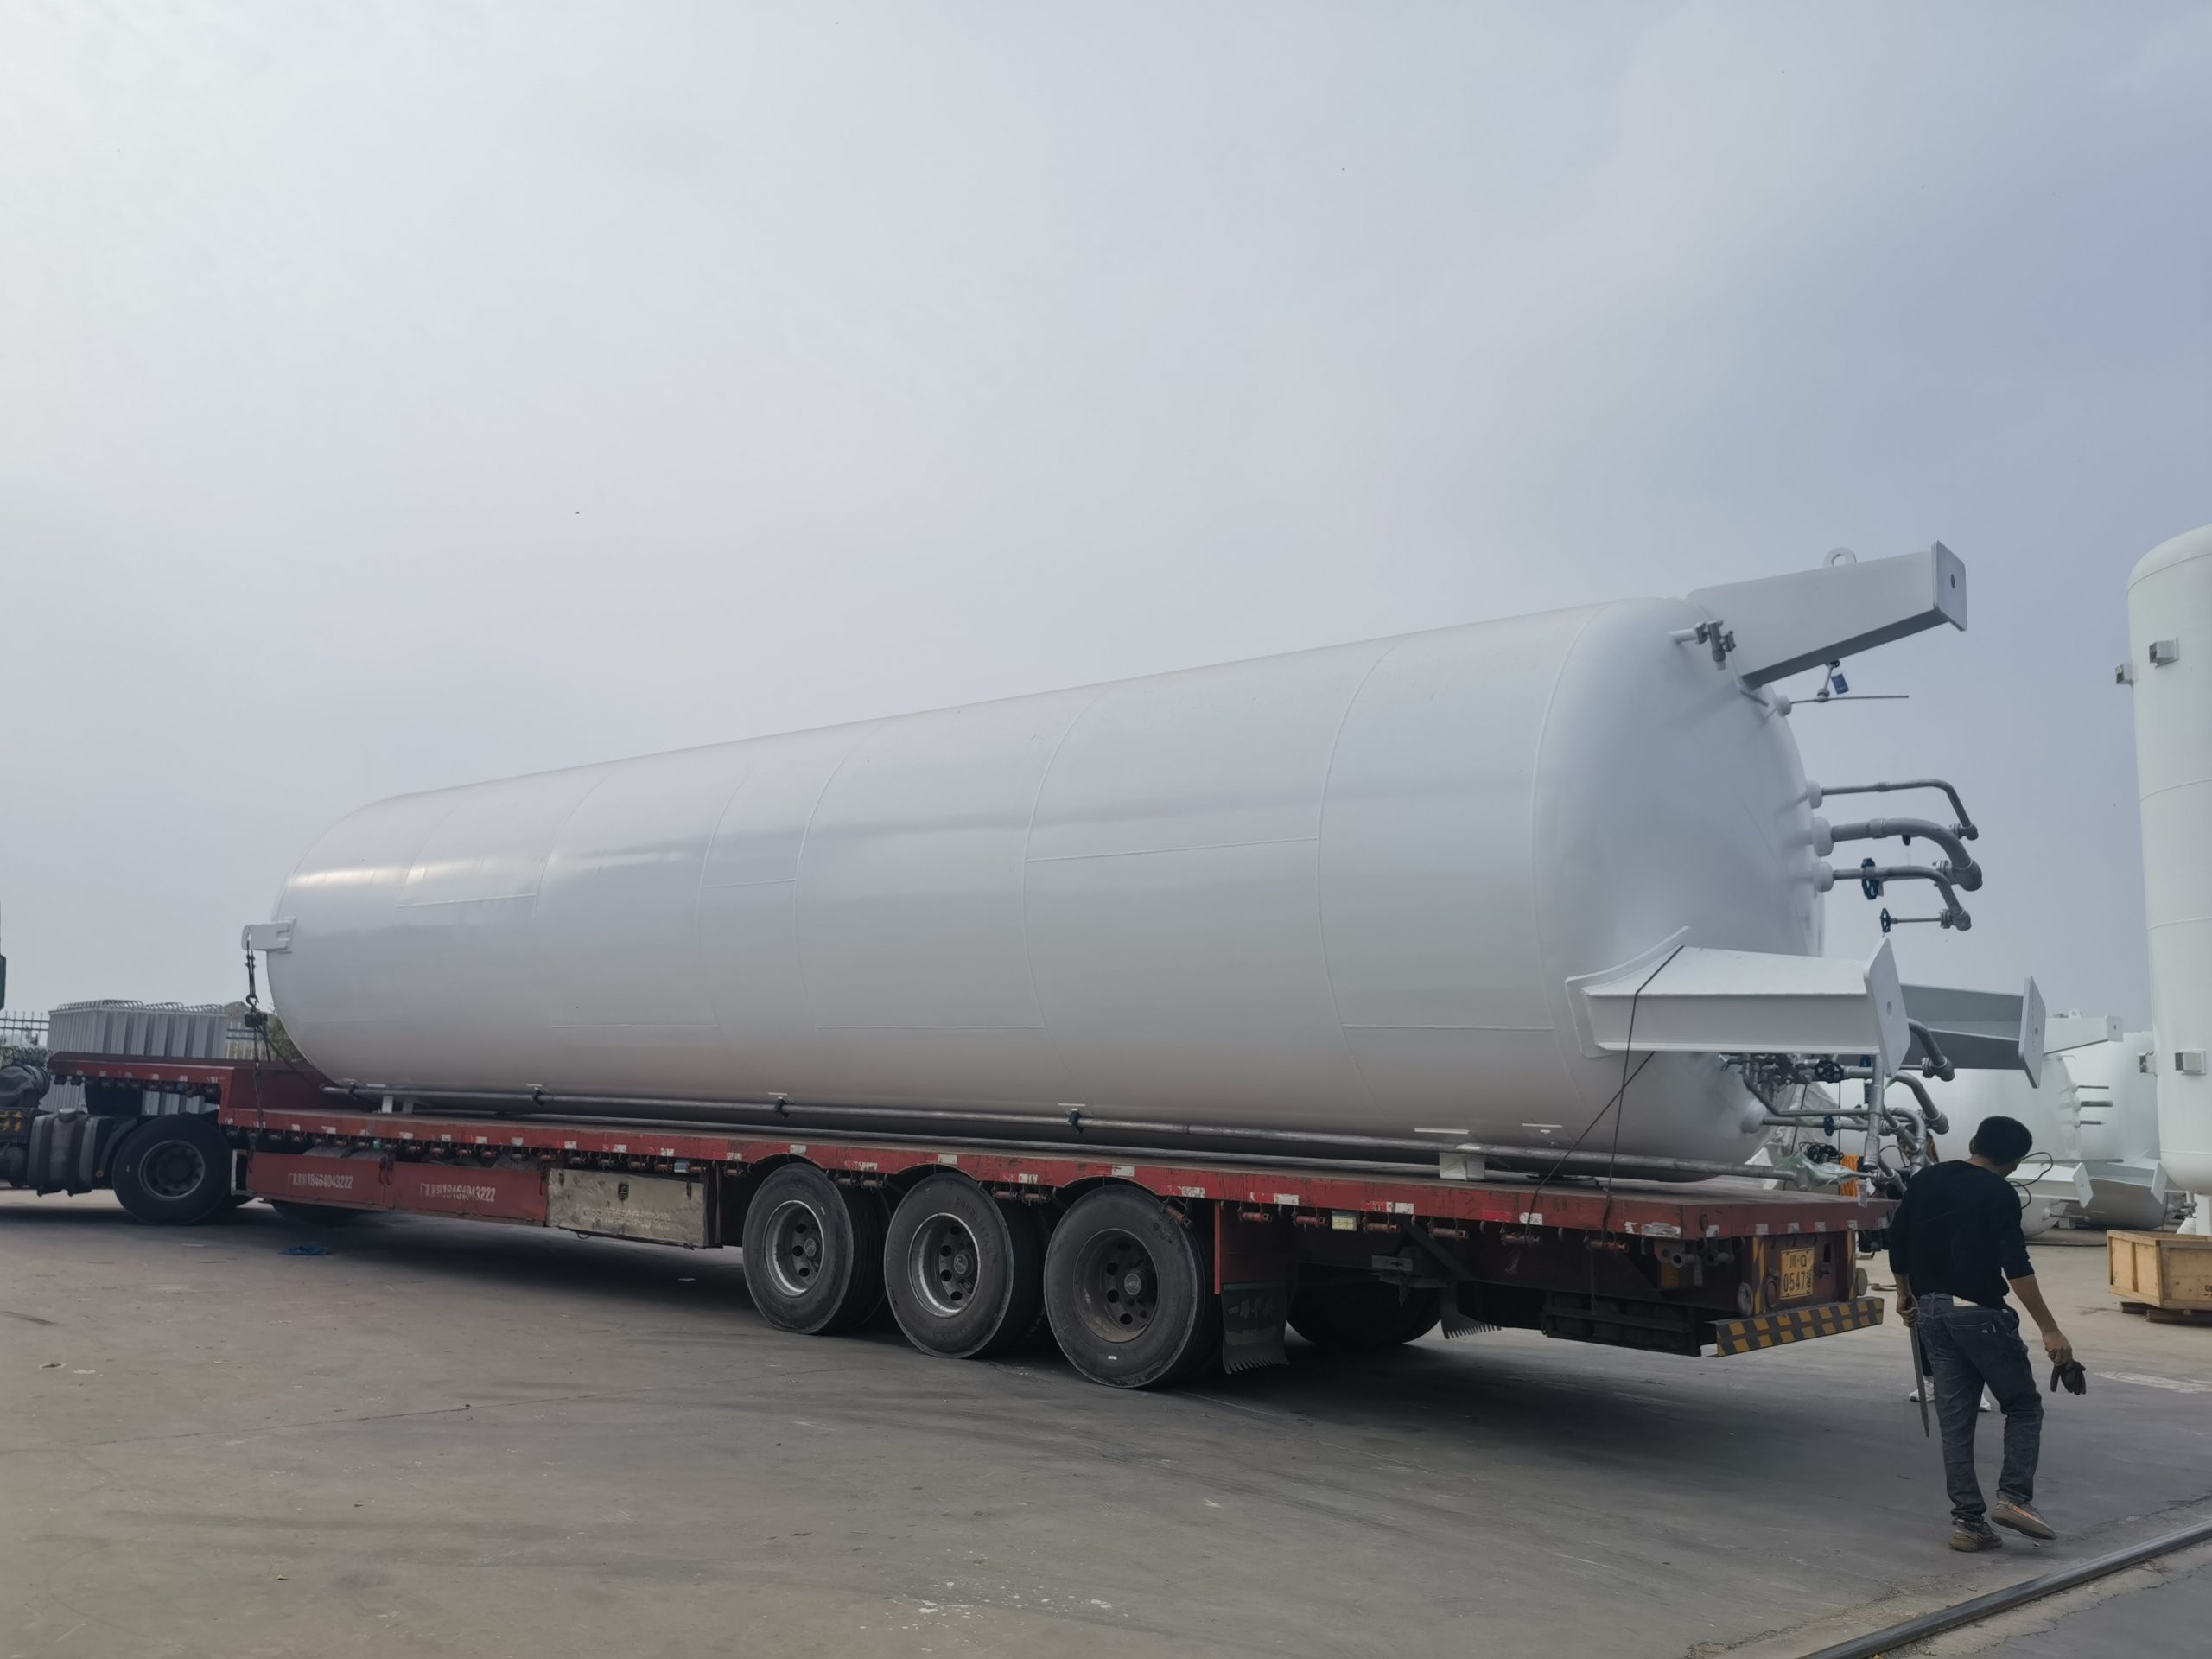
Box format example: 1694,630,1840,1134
1889,1114,2074,1551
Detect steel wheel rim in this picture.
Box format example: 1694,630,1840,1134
141,1139,207,1201
764,1197,828,1298
910,1211,983,1318
1071,1226,1159,1343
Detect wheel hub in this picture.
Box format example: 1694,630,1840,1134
765,1198,827,1298
141,1140,207,1201
1071,1227,1160,1343
912,1212,983,1317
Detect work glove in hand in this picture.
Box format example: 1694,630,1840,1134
2048,1358,2088,1396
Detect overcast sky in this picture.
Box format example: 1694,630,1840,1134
2,2,2205,1025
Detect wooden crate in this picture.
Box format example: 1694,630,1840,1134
2108,1230,2212,1313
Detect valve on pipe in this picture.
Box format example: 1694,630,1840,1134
1823,817,1981,891
1817,859,1972,931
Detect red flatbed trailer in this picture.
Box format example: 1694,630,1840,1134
34,1052,1888,1385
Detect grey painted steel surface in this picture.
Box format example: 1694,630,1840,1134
264,594,1889,1166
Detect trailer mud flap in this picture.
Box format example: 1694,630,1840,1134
1220,1281,1290,1374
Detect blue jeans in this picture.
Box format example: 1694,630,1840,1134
1918,1294,2042,1525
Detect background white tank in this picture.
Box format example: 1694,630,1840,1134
1919,1065,2077,1236
2050,1023,2179,1229
2125,525,2212,1230
260,555,1961,1166
2046,1020,2157,1165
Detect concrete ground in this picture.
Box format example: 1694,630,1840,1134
3,1196,2209,1659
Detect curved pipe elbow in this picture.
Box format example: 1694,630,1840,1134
1905,1020,1956,1083
1827,817,1983,891
1885,1071,1948,1132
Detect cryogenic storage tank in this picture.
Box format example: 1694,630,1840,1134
2049,1021,2158,1165
2058,1027,2177,1230
256,552,1964,1167
2126,525,2212,1225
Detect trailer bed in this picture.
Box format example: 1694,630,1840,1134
42,1052,1889,1376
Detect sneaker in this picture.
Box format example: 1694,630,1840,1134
1990,1501,2056,1541
1950,1522,2004,1552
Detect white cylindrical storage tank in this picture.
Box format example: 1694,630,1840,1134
2058,1029,2159,1166
266,599,1834,1166
2126,525,2212,1227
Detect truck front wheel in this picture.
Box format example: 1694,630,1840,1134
110,1116,232,1226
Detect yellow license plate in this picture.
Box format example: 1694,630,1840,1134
1780,1246,1817,1301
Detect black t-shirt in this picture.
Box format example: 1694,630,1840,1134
1886,1160,2034,1308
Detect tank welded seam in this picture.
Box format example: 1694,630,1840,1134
1313,642,1401,1117
815,1023,1046,1032
374,893,545,910
550,1021,721,1031
684,752,763,1066
1340,1022,1552,1032
1527,605,1617,1102
534,763,621,896
2136,777,2212,804
1023,833,1317,865
695,752,766,891
1015,689,1107,1106
392,798,471,903
790,721,889,1049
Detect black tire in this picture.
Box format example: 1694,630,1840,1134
110,1116,232,1226
270,1200,365,1227
1043,1186,1218,1389
1287,1281,1445,1353
741,1163,886,1336
883,1174,1044,1360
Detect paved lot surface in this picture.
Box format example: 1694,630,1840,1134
4,1195,2209,1658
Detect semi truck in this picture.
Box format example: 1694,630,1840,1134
6,545,2038,1387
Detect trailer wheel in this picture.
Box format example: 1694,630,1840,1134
741,1164,886,1336
1287,1281,1445,1353
110,1116,232,1226
1043,1187,1217,1389
883,1174,1043,1360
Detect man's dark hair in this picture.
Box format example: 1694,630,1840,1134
1969,1115,2033,1166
